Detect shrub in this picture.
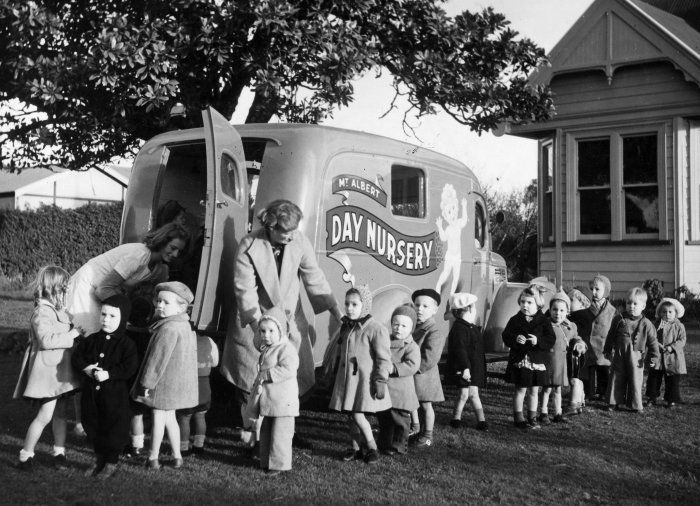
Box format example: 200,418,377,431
643,279,664,319
0,203,122,284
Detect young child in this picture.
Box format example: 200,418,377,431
132,281,198,469
329,286,392,464
569,275,617,402
177,332,220,456
565,289,589,416
540,291,585,424
378,305,420,456
645,298,686,408
446,293,487,430
502,287,555,429
411,288,445,447
72,295,139,478
14,266,82,470
603,287,659,412
245,307,299,474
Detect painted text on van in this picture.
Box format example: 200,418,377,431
326,206,439,275
332,175,387,207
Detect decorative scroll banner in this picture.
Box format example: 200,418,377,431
326,205,441,276
332,175,387,207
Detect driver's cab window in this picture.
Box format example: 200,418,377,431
243,139,266,232
474,202,486,249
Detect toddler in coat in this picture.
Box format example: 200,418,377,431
446,293,487,431
645,298,687,407
132,281,198,469
540,291,585,424
603,287,659,412
14,266,82,471
329,286,392,464
564,289,590,415
242,308,299,474
378,304,420,456
502,287,556,430
410,288,445,447
72,294,138,478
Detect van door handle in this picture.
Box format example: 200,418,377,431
216,200,229,208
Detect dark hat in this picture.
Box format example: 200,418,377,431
411,288,441,306
391,303,417,330
156,281,194,304
102,294,131,335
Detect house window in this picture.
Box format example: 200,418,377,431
569,125,664,241
541,141,554,242
391,166,425,218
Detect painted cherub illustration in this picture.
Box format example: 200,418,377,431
435,184,468,297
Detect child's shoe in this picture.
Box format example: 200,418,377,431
363,449,379,464
341,449,363,462
476,421,488,431
146,458,161,470
564,404,582,416
53,454,68,470
17,457,33,472
667,402,677,408
537,413,551,426
449,419,462,428
514,420,529,430
173,458,184,469
192,445,205,456
415,435,432,447
643,398,657,407
123,445,142,459
551,414,568,424
98,463,118,480
526,418,541,430
85,457,105,477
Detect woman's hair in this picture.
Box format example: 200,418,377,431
155,200,186,229
33,265,71,309
143,222,189,252
626,286,648,303
518,287,543,308
258,200,303,232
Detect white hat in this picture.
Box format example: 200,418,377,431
655,298,685,319
450,293,478,310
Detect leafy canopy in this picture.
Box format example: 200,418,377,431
0,0,552,170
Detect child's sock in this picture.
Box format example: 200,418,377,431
131,434,145,449
19,449,34,462
540,407,549,414
193,435,206,448
52,446,65,457
180,441,189,452
513,411,525,423
474,409,486,422
527,410,537,420
421,429,434,440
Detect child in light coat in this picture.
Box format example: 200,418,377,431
378,305,420,455
604,287,659,412
564,289,590,415
446,293,487,430
132,281,198,469
329,286,392,464
645,298,686,407
14,266,82,471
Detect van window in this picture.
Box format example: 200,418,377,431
391,166,425,218
475,202,486,249
220,154,239,201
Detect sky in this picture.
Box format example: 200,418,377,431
231,0,595,191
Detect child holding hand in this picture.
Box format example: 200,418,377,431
446,293,487,430
502,287,555,429
378,305,420,456
72,295,138,478
604,287,659,412
645,298,687,407
132,281,198,469
14,266,81,470
329,286,392,464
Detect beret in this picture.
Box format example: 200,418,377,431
411,288,441,306
155,281,194,305
450,292,477,310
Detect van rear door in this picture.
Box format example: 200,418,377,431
193,107,248,335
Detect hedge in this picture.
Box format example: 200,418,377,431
0,203,123,283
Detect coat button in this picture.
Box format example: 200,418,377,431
99,353,105,358
95,385,100,391
106,336,111,340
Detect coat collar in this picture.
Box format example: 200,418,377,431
415,318,437,332
390,335,414,349
247,229,303,305
150,312,191,331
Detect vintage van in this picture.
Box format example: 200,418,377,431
122,108,520,363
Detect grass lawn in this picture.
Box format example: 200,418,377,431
1,298,699,504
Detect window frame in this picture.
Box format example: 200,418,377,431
390,164,426,219
539,139,555,244
566,123,667,242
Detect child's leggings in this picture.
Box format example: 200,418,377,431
607,346,643,410
259,416,294,471
646,370,681,403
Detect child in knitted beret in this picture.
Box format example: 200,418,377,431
329,286,392,464
378,304,420,456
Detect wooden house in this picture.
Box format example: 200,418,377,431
506,0,700,297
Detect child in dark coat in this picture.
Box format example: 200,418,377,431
378,305,420,456
446,293,487,431
502,287,556,429
72,294,139,478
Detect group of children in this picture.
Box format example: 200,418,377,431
13,266,688,475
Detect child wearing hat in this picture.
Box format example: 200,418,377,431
565,289,589,416
244,307,299,474
72,294,139,478
378,304,420,455
410,288,445,447
132,281,198,470
446,293,487,430
329,286,392,464
645,298,687,408
569,275,617,402
540,291,586,424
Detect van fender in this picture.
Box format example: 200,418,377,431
371,284,413,327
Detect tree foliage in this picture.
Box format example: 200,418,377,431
483,178,538,282
1,0,553,170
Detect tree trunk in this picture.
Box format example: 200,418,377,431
245,87,282,124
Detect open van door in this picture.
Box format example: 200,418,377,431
191,107,248,335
